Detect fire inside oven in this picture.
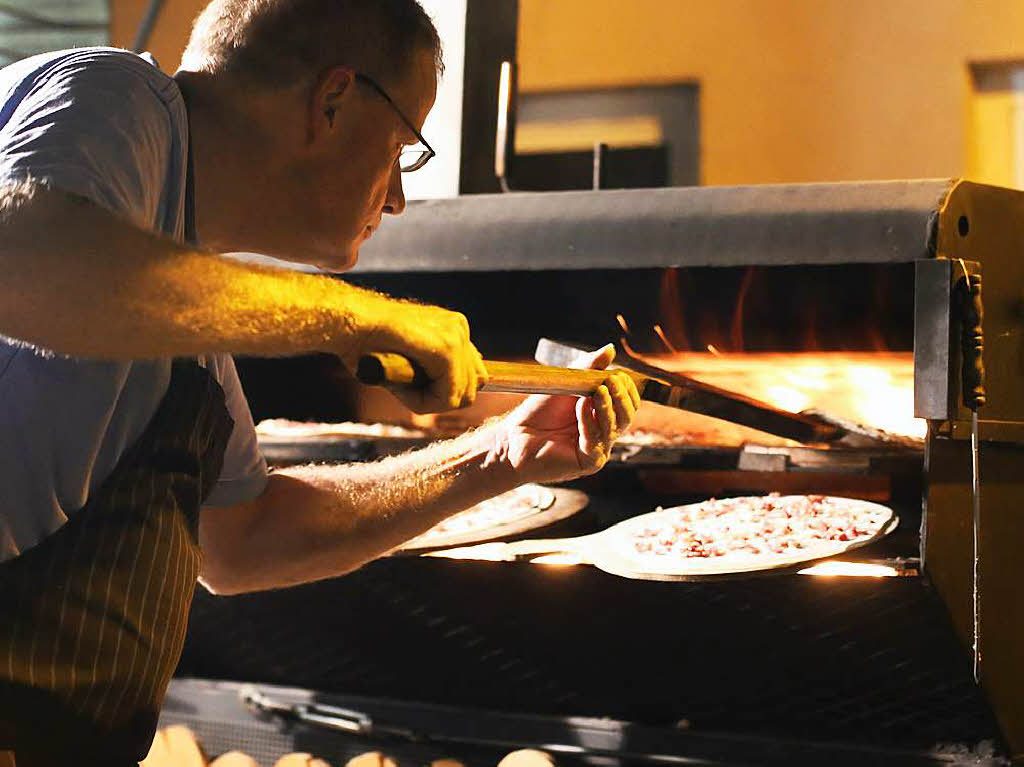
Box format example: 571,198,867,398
341,263,920,434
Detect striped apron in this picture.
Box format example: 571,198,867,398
0,358,234,765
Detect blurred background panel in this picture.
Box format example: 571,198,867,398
0,0,107,65
513,84,698,191
966,59,1024,189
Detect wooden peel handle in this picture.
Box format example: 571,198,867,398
486,360,631,396
356,352,634,396
503,537,590,559
356,352,427,387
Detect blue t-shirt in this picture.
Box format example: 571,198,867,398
0,47,268,562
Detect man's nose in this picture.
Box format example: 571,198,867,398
382,163,406,216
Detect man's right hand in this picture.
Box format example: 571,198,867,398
340,295,488,414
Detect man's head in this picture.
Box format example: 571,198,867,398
177,0,442,271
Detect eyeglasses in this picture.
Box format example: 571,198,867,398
354,72,435,172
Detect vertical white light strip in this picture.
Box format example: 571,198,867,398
494,60,512,182
402,0,467,200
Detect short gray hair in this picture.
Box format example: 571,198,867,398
180,0,443,88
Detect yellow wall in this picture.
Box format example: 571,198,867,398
111,0,1024,186
517,0,1024,185
109,0,205,72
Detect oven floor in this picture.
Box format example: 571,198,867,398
178,550,1004,761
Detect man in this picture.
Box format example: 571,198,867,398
0,0,638,764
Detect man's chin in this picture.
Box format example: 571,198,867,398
260,242,359,274
319,245,360,273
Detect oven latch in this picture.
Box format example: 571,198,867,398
240,685,417,740
913,257,988,434
956,264,986,416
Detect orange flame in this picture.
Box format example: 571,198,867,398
729,267,756,352
620,336,640,359
653,324,677,353
658,268,691,351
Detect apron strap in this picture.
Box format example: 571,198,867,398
181,87,198,247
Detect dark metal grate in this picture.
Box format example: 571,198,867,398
179,554,1003,756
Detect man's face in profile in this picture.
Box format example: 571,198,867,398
287,51,438,273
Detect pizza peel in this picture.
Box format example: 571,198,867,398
430,496,899,582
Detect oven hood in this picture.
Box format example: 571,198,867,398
354,179,954,272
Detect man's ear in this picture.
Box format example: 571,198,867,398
308,66,356,143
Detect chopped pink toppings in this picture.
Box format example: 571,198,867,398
630,494,888,562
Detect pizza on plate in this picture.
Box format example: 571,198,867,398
621,493,895,574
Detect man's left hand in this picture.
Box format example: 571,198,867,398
484,344,640,484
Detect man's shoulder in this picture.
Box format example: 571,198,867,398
0,47,180,109
0,47,190,238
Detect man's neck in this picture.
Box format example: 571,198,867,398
173,71,265,252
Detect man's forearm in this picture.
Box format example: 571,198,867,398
0,183,389,359
198,425,518,594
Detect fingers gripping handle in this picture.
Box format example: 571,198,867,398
356,352,430,388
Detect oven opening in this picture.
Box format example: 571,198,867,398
238,262,925,565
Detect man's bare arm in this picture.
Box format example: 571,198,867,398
0,182,485,409
198,352,640,595
198,426,515,594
